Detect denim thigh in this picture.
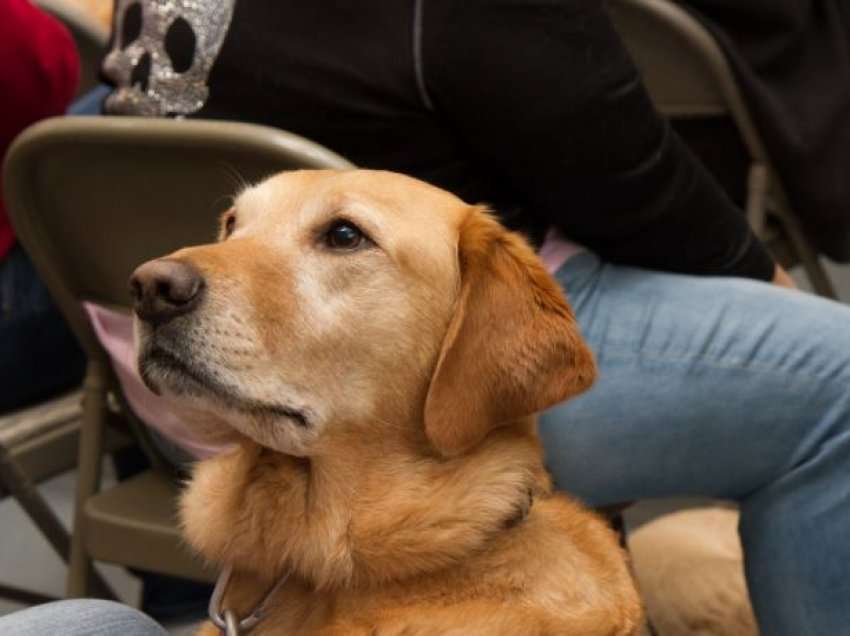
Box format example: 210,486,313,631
0,600,167,636
539,252,850,506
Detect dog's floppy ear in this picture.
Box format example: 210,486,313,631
424,207,596,456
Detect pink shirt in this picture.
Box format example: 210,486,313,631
539,228,584,274
83,302,228,459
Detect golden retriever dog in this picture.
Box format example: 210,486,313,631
629,506,757,636
130,169,643,635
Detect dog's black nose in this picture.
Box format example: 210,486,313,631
129,259,205,325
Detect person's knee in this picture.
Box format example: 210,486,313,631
0,599,167,636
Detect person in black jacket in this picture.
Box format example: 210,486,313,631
59,1,850,633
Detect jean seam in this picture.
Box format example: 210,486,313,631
595,346,850,387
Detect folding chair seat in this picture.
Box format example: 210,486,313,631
0,391,81,605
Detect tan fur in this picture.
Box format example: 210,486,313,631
629,507,757,636
425,209,596,456
134,170,643,635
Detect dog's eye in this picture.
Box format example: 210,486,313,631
324,221,367,250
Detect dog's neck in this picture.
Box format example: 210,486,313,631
180,422,547,590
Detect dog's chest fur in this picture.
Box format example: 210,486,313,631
183,439,642,635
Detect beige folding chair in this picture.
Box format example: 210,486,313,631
0,391,83,604
34,0,109,97
608,0,837,298
3,115,353,597
0,375,129,605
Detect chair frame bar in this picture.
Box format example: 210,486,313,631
614,0,837,297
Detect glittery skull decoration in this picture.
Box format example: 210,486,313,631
102,0,236,116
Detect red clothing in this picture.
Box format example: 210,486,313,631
0,0,79,259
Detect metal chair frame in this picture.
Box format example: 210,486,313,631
609,0,837,297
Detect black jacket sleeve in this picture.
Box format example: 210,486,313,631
423,0,775,279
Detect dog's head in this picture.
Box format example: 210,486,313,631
132,170,595,457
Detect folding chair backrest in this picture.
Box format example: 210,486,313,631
607,0,766,159
607,0,838,297
4,117,355,591
3,116,354,364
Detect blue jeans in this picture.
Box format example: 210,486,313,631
0,600,166,635
0,245,85,413
540,252,850,636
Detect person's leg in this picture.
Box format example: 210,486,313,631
0,245,85,413
539,252,850,636
0,600,166,635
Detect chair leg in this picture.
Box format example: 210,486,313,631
771,187,839,299
0,435,116,601
746,163,769,237
67,361,111,598
793,235,838,299
0,445,68,605
0,583,59,606
0,444,71,561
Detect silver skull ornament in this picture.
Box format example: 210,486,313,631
102,0,236,116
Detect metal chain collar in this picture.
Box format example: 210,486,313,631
209,563,290,635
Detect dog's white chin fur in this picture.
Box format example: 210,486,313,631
169,388,321,457
138,358,319,457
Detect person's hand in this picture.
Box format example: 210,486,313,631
772,264,797,290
